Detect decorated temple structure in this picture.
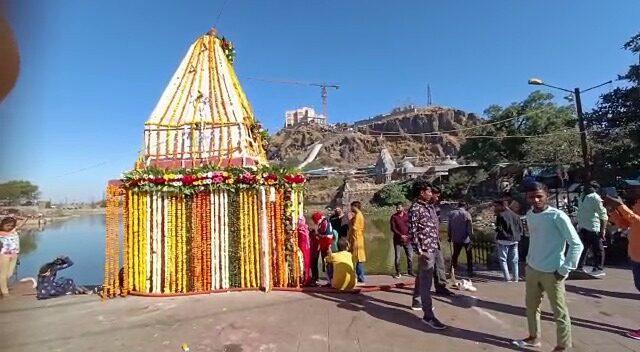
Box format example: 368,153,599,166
103,29,306,297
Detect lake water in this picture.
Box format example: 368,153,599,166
16,212,413,285
17,215,106,285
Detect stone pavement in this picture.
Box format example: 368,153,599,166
1,269,638,352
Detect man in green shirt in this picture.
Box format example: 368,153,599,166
513,182,583,352
576,181,608,276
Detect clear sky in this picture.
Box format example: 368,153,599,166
1,1,638,202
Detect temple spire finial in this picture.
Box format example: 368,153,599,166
207,27,218,37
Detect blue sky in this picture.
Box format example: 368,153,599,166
1,1,639,201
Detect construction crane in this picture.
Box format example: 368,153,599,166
244,77,340,119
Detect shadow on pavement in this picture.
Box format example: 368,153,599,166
305,291,536,351
434,295,633,336
564,284,640,300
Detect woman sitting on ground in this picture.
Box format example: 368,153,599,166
37,256,91,299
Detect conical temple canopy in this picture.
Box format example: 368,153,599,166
141,30,267,169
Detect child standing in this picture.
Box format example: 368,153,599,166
0,216,28,297
513,182,583,351
326,237,356,290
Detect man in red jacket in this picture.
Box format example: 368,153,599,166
390,203,413,278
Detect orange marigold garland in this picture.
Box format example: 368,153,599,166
111,168,311,297
122,190,130,296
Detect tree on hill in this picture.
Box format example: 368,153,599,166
438,169,489,199
586,32,640,170
372,181,412,206
459,91,581,167
0,180,40,205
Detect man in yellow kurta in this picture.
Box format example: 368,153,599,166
348,201,366,283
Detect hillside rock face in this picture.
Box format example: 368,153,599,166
268,106,479,168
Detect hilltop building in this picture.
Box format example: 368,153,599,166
285,107,327,127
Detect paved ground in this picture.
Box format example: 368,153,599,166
1,269,638,352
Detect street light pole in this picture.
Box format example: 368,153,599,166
573,87,591,176
528,78,612,179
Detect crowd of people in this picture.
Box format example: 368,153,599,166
384,179,640,350
1,176,638,349
298,176,639,349
298,201,368,290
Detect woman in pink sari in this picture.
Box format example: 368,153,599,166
297,216,312,286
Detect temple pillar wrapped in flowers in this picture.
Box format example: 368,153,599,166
103,29,307,298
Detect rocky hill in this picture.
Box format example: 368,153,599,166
268,106,480,169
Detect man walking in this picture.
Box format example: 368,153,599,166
390,203,413,278
409,180,446,330
494,199,525,282
448,201,474,278
576,181,608,277
513,182,583,351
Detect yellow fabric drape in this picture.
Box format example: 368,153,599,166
348,209,366,263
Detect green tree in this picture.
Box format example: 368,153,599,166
459,91,580,167
0,180,40,205
372,181,411,206
439,169,489,199
586,32,640,170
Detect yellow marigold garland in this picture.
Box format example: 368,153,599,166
252,190,260,287
117,181,309,296
247,190,255,287
103,183,122,298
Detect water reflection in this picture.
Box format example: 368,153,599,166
15,212,406,286
17,215,106,285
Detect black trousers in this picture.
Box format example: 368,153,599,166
310,249,328,282
577,229,605,270
451,242,473,274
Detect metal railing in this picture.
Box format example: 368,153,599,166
471,240,496,268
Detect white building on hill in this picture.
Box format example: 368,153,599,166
285,107,327,127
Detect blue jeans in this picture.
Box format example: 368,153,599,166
497,243,519,281
355,262,365,283
632,260,640,292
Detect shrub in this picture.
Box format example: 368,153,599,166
372,181,412,207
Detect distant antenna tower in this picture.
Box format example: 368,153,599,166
427,84,432,106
